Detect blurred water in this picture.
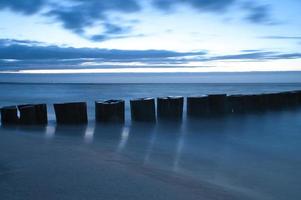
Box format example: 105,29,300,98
1,83,301,200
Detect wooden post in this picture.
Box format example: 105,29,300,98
130,98,156,122
18,105,37,125
54,102,88,125
95,99,125,123
157,96,184,121
187,96,209,117
208,94,227,116
18,104,48,125
1,106,19,125
227,95,245,114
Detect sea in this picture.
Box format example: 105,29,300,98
0,72,301,200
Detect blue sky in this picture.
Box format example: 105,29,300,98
0,0,300,73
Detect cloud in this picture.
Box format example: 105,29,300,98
0,0,279,43
1,39,301,71
152,0,236,12
240,49,262,53
152,0,276,25
0,0,141,41
207,51,301,61
0,38,206,62
0,38,45,46
242,2,276,25
260,36,301,40
45,0,141,39
0,0,45,15
89,23,133,42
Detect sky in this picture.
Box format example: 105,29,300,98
0,0,301,73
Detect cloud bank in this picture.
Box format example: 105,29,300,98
0,39,300,71
0,0,277,42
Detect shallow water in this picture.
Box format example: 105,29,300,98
1,83,301,199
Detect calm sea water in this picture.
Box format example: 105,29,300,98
1,82,301,199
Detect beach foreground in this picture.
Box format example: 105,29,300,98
1,108,301,200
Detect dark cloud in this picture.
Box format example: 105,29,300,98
0,0,278,43
209,52,273,60
273,53,301,59
0,39,206,61
1,39,301,71
45,0,140,38
152,0,236,12
152,0,276,25
89,23,132,42
0,39,208,70
207,51,301,61
0,0,45,15
242,2,276,25
0,0,141,41
0,38,44,46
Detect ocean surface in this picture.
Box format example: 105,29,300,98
1,82,301,200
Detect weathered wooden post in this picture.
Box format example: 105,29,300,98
296,90,301,104
243,95,255,112
17,104,48,125
187,96,209,117
157,96,184,121
130,98,156,122
208,94,227,116
95,99,125,123
245,94,268,113
284,91,299,108
18,104,48,125
54,102,88,125
34,104,48,124
18,105,37,125
265,93,280,110
1,106,19,125
227,95,245,114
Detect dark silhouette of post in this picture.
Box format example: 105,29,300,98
280,91,299,108
243,94,266,113
18,105,37,125
227,95,245,114
95,100,125,123
157,96,183,121
34,104,48,124
54,102,88,125
208,94,227,116
130,98,156,122
18,104,48,125
297,90,301,104
1,106,19,125
187,96,209,117
264,93,280,110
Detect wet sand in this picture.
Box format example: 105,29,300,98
1,109,301,199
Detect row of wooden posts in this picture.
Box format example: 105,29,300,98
1,90,301,126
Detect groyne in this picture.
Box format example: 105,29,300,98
1,90,301,125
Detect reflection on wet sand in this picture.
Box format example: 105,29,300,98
116,126,130,152
1,109,301,199
45,125,55,139
54,124,87,137
84,125,95,144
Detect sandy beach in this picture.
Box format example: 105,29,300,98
1,107,301,200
